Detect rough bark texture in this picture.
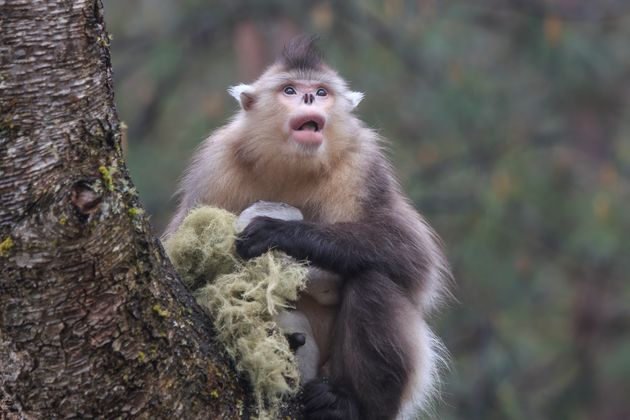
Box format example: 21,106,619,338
0,1,289,418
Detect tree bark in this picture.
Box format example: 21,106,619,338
0,1,286,418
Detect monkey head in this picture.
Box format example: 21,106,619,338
227,36,365,177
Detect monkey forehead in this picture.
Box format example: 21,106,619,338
283,80,328,91
256,64,350,93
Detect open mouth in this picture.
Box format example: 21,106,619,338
289,114,326,146
299,121,320,131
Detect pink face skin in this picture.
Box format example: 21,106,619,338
277,81,333,150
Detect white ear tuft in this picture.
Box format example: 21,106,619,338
227,84,251,101
347,91,364,108
228,84,253,107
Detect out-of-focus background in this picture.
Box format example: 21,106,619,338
105,1,630,418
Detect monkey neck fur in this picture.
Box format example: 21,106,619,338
205,118,374,223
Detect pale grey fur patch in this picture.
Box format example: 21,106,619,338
235,200,303,232
276,310,320,383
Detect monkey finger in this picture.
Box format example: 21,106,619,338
235,236,275,260
235,237,256,260
235,217,287,259
241,216,284,237
301,379,359,420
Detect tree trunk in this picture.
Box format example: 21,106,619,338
0,1,288,417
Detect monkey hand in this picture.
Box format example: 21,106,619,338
235,216,290,260
301,379,360,420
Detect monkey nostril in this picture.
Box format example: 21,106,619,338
303,93,315,105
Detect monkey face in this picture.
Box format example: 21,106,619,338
278,81,332,152
227,64,365,176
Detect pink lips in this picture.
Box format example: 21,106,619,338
289,114,326,146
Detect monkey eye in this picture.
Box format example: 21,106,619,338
316,88,328,97
283,86,297,95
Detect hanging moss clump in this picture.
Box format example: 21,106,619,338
164,206,308,419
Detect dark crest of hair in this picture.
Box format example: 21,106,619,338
280,34,324,71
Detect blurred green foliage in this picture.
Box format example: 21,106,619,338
106,1,630,418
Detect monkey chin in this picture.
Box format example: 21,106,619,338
289,134,325,156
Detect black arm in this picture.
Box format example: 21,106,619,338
235,216,417,278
